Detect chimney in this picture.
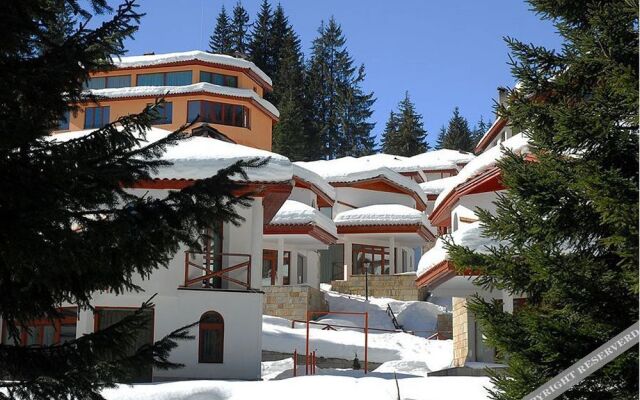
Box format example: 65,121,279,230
497,87,509,107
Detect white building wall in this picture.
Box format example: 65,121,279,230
335,187,415,212
288,187,317,208
451,191,503,231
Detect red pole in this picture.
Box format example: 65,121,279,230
293,349,297,377
305,312,310,375
364,312,368,374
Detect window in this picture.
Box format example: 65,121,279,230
148,102,173,125
199,311,224,363
297,254,307,284
262,249,277,286
57,111,70,130
84,106,110,129
85,75,131,89
137,71,192,86
187,100,249,128
200,71,238,87
452,213,458,232
95,308,153,382
319,244,344,283
1,308,77,346
352,244,390,275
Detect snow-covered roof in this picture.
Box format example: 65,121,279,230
295,158,427,205
433,133,530,209
49,127,292,183
114,50,272,87
85,82,279,118
407,149,475,171
269,200,337,236
334,204,427,227
292,164,336,201
420,176,460,196
416,222,502,277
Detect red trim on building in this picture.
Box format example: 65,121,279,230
336,224,435,241
429,166,504,228
331,176,428,212
415,261,480,288
474,117,508,154
264,224,338,245
293,176,334,208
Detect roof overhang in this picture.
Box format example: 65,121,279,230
331,175,427,211
415,260,479,289
474,117,508,154
293,176,334,208
429,166,504,228
126,179,292,223
337,224,435,242
264,224,338,245
399,171,424,183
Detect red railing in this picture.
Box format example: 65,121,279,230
183,251,252,290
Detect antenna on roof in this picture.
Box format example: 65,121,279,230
143,52,155,56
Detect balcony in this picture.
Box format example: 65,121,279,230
182,251,252,290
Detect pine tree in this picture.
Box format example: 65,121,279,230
248,0,273,77
269,4,290,75
436,107,475,152
471,115,491,149
381,91,427,156
230,1,250,56
447,1,638,399
307,17,376,159
209,5,233,55
272,28,316,160
0,0,259,397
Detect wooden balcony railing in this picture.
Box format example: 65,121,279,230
183,251,252,290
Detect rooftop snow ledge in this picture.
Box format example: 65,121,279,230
416,222,504,277
49,127,293,183
85,82,279,118
433,133,530,209
292,164,336,200
269,200,337,236
334,204,427,227
114,50,272,87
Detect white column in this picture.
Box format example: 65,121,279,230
276,238,285,285
502,290,514,314
250,200,264,289
76,308,94,337
343,241,352,280
388,236,396,274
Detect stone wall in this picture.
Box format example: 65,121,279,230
330,274,428,301
452,297,470,367
263,285,329,321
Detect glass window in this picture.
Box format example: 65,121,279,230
199,71,238,88
297,254,307,284
1,308,77,346
148,102,172,125
223,104,234,125
85,77,106,89
84,106,110,129
136,72,164,86
165,71,192,86
452,213,458,232
188,100,201,122
106,75,131,88
352,245,390,275
319,244,344,283
199,311,224,363
57,111,70,130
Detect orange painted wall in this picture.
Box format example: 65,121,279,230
57,61,276,150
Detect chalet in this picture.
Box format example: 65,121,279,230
415,106,530,369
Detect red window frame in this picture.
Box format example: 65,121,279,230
1,307,77,346
199,311,224,363
352,244,390,275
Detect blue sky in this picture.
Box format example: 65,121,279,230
111,0,563,147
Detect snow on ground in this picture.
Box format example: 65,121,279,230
102,375,494,400
262,288,453,373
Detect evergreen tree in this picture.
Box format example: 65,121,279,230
381,91,428,156
0,0,259,398
447,1,638,399
269,4,290,74
272,28,316,160
248,0,273,77
209,5,233,55
307,18,376,159
436,107,475,152
471,115,491,148
230,1,250,56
